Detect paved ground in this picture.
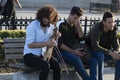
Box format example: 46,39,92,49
16,8,120,19
0,67,115,80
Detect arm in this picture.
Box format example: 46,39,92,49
28,39,56,48
60,43,85,57
74,19,84,38
112,32,120,51
14,0,22,9
26,21,56,48
58,23,84,57
90,23,110,54
109,51,120,60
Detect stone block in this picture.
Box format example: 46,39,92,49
13,70,82,80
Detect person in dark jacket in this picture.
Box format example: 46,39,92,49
86,11,120,80
0,0,22,30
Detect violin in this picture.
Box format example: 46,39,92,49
43,27,58,62
43,27,69,74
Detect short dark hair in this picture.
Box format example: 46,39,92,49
102,11,114,21
36,4,58,24
70,6,83,16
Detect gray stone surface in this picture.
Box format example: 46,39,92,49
19,0,110,10
0,68,115,80
0,73,14,80
13,70,81,80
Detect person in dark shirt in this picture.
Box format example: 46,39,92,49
86,11,120,80
58,6,98,80
0,0,22,30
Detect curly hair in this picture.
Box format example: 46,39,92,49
36,4,58,24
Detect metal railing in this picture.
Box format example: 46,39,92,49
0,17,120,34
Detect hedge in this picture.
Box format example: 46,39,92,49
0,30,26,58
0,30,26,40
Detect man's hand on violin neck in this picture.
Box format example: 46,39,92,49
47,39,57,47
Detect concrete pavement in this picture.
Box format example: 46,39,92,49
0,67,115,80
16,9,120,19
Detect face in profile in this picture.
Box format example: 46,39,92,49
41,18,50,27
103,17,115,31
69,14,80,25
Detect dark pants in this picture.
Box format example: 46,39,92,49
92,51,120,80
23,53,61,80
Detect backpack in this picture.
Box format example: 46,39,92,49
0,0,7,15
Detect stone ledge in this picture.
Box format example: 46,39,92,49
0,73,14,80
0,67,115,80
13,70,81,80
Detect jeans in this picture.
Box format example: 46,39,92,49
92,51,120,80
92,51,104,80
24,53,61,80
61,50,98,80
115,60,120,80
88,57,98,80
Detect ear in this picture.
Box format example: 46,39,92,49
102,20,105,25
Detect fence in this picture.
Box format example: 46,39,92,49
0,16,35,30
0,17,120,34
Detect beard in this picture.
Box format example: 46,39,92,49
41,20,50,27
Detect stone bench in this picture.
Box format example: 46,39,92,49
13,69,82,80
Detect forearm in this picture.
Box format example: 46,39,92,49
76,25,84,38
14,0,22,9
28,42,48,48
60,44,74,54
91,29,109,54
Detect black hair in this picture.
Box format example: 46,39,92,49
70,6,83,16
102,11,114,21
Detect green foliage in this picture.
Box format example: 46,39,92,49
0,30,11,39
0,30,26,58
117,32,120,44
0,30,26,39
117,32,120,38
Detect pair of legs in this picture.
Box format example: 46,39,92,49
0,8,16,30
23,53,61,80
92,51,120,80
115,60,120,80
61,50,98,80
88,57,98,80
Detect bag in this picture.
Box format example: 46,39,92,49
73,40,91,63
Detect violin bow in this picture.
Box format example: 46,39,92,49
54,46,69,74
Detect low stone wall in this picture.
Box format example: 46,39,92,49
13,70,82,80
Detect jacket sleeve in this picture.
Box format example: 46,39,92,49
90,23,110,54
112,32,120,51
